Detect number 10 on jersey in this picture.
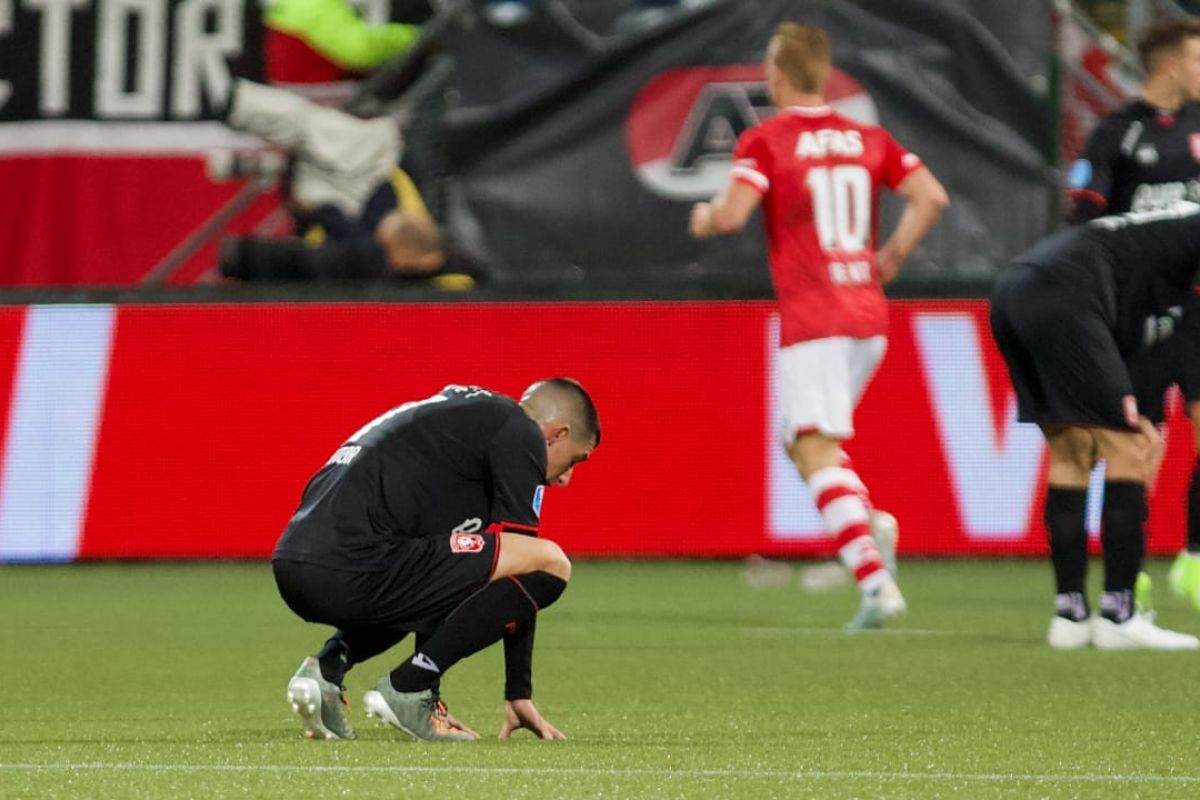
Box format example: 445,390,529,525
806,165,873,284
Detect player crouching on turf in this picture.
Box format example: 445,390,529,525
273,380,599,740
689,22,948,630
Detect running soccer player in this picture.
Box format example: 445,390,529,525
273,379,599,741
689,22,948,630
1066,16,1200,607
991,205,1200,650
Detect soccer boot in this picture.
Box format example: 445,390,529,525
1092,612,1200,651
845,579,907,633
287,656,356,740
363,680,476,742
1046,616,1091,650
869,510,899,577
1167,551,1200,610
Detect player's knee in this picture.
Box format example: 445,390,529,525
539,541,571,582
516,570,568,611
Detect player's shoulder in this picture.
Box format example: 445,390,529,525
1095,100,1155,132
1179,100,1200,124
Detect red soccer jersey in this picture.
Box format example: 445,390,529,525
731,106,923,345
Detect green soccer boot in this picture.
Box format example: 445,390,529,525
1135,571,1154,615
363,679,476,742
1168,551,1200,610
287,657,356,740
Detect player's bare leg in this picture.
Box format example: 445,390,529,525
789,433,905,631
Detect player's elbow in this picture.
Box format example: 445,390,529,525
924,183,950,216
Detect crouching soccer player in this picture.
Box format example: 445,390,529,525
272,379,599,740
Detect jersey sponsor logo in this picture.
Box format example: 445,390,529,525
1131,181,1199,211
450,532,486,553
625,65,878,200
1067,159,1092,189
532,485,545,518
795,129,864,159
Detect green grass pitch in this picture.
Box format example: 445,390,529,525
2,559,1199,799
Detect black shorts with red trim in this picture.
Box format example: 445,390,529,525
273,530,499,634
990,262,1137,430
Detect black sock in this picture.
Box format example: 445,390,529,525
390,573,566,693
1188,456,1200,553
1100,480,1147,622
317,634,351,686
1045,486,1089,619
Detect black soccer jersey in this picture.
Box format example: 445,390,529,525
1067,100,1200,223
1013,205,1200,358
274,385,547,570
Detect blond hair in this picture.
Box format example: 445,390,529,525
770,22,831,94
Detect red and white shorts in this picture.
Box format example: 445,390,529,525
777,335,886,444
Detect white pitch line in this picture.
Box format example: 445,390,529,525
743,626,951,637
1,764,1198,784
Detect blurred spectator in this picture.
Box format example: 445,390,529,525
214,79,482,286
264,0,424,84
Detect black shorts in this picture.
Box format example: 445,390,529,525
1128,304,1200,423
990,263,1137,429
273,531,499,635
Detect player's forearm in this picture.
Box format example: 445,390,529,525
881,192,948,266
503,617,536,700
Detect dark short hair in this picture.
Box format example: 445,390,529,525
1136,16,1200,73
545,377,601,447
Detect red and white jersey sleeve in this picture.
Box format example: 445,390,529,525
734,108,924,346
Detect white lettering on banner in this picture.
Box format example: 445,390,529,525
0,306,115,562
97,0,167,118
16,0,247,120
171,0,242,118
912,314,1046,538
24,0,90,116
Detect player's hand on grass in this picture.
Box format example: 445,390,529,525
499,699,565,740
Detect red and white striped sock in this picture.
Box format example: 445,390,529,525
808,465,889,592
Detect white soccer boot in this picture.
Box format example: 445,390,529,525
1046,616,1092,650
1092,612,1200,651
